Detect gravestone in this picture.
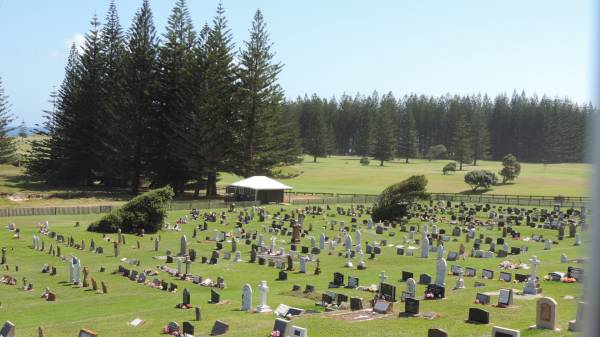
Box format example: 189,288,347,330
210,320,229,336
241,284,252,311
273,318,290,337
419,274,432,285
404,297,420,315
350,297,363,311
182,288,191,306
476,293,491,305
498,288,513,307
491,326,520,337
568,301,586,332
0,321,16,337
427,328,448,337
182,321,194,335
467,307,490,324
289,325,307,337
533,297,558,330
435,258,447,286
210,289,221,304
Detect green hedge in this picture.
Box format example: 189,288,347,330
88,186,174,234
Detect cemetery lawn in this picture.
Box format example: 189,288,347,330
0,204,585,337
220,156,590,196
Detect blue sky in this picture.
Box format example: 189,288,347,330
0,0,595,125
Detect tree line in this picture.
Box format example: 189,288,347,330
287,92,591,166
26,0,301,196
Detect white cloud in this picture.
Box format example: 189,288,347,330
65,33,85,52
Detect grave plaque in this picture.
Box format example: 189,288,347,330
380,282,397,302
273,318,290,337
427,328,448,337
498,289,513,306
482,269,494,279
373,300,392,314
499,272,512,282
210,320,229,336
467,307,490,324
401,271,413,282
78,328,98,337
419,274,432,285
476,293,491,305
404,297,420,315
491,326,521,337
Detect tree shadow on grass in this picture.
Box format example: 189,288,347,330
458,188,493,195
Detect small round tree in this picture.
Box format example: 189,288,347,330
372,175,430,222
426,144,448,161
499,153,521,184
464,170,497,191
442,162,457,175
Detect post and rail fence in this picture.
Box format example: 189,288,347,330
0,192,589,217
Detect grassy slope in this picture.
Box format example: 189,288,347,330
221,156,590,196
0,204,585,337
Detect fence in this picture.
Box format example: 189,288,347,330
0,200,261,218
284,191,590,208
0,192,589,217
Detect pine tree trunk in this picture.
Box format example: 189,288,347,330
473,158,478,166
313,155,317,163
459,160,463,170
193,178,202,199
131,136,142,194
380,160,384,166
405,156,409,164
206,172,217,198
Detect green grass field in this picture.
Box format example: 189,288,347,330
220,156,590,197
0,203,585,337
0,154,590,208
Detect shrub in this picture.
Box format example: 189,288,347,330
464,170,497,191
372,175,430,222
87,212,121,233
88,186,174,234
426,144,448,161
360,157,370,165
442,162,457,175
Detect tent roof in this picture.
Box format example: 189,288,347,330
229,176,292,190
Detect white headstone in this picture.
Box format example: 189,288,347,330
255,280,271,312
241,283,252,311
435,258,447,286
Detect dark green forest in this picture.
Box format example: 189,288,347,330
289,92,590,166
19,0,591,196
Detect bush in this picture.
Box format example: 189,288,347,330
499,153,521,183
87,212,121,233
360,157,370,165
464,170,497,191
88,186,174,234
442,162,457,175
372,175,430,222
426,144,448,161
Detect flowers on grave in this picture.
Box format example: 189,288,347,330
269,330,281,337
561,277,576,283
